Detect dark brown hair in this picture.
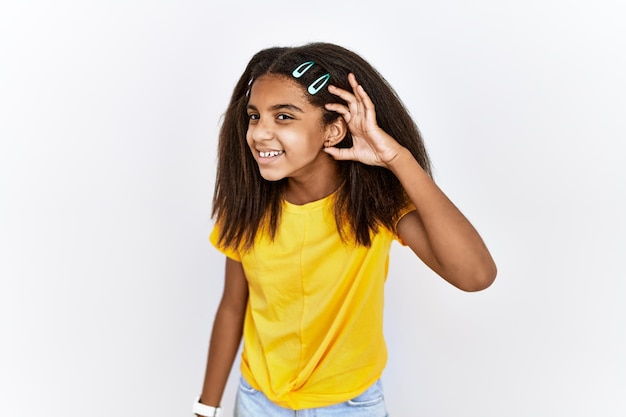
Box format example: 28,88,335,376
212,42,432,250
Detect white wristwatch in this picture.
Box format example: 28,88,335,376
192,397,222,417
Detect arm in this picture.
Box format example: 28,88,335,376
389,150,496,291
198,257,249,408
325,74,497,292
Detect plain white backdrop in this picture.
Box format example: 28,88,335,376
1,1,625,416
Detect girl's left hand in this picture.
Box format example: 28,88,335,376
324,73,404,168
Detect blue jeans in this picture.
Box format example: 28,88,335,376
234,376,389,417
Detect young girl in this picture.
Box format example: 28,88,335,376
194,42,497,417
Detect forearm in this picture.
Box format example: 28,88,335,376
390,148,497,289
199,303,246,407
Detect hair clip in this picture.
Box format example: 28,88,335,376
292,61,330,95
308,74,330,95
245,78,254,97
292,61,315,78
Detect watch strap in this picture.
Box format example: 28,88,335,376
193,397,222,417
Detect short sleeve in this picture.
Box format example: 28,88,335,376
209,223,241,261
394,203,416,246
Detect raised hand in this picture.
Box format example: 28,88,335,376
324,73,404,168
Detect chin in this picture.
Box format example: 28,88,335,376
259,170,286,182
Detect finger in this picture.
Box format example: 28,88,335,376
356,84,377,122
328,85,361,119
347,73,376,124
324,102,352,124
328,84,356,103
348,73,366,117
323,146,356,161
356,84,373,107
348,73,360,92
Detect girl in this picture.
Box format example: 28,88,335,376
194,42,497,417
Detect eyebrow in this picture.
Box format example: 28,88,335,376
247,103,305,113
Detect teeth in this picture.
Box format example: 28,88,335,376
259,150,284,158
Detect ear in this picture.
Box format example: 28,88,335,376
324,117,348,148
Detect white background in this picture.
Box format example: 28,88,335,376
1,1,625,416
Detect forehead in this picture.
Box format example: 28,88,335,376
248,74,312,108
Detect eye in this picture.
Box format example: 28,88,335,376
247,113,259,121
276,114,294,121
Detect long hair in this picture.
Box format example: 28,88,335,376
212,42,432,250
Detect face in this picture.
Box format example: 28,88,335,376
246,74,335,182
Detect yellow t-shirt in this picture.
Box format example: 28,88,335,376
209,193,412,409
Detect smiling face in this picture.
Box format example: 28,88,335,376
246,74,341,189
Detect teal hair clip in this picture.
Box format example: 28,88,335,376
245,77,253,97
308,74,330,95
292,61,315,78
292,61,330,95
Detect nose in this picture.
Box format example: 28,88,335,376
248,117,274,142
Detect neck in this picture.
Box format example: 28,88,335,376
285,165,340,205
